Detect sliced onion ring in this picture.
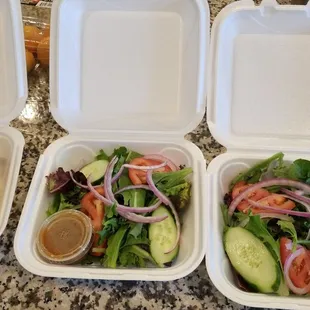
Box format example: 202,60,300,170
69,170,89,190
146,170,180,253
116,200,161,214
247,200,310,218
281,194,310,212
146,170,170,205
281,188,310,205
87,179,112,205
104,156,118,202
143,154,179,171
258,213,293,221
284,248,310,295
115,185,151,195
229,178,310,217
123,161,167,171
118,210,167,223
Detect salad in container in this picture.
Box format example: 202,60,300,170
222,152,310,296
15,0,208,281
36,146,193,268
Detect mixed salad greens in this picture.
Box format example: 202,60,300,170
45,147,192,268
222,152,310,296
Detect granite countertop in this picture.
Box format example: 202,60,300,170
0,0,295,309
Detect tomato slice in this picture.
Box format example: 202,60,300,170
232,181,270,214
280,237,310,289
128,157,172,185
231,182,295,214
232,181,248,199
81,187,106,256
280,237,293,266
256,194,296,213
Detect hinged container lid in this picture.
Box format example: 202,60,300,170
207,0,310,151
0,0,27,126
50,0,209,136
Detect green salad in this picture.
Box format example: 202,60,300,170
222,152,310,296
45,146,192,268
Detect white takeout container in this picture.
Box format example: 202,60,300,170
206,0,310,309
14,0,210,281
0,0,27,236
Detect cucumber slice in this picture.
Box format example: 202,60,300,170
224,227,280,293
80,160,109,183
149,206,179,267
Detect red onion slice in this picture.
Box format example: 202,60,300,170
165,200,181,254
143,154,179,171
146,170,170,205
118,210,167,223
115,185,151,195
258,213,293,221
146,170,180,253
116,200,161,214
247,200,310,218
284,248,310,294
124,162,167,171
229,178,310,216
280,194,310,212
104,156,118,202
69,170,89,190
87,179,112,206
281,188,310,205
295,190,305,196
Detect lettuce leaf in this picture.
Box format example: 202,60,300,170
103,226,128,268
277,220,298,251
152,168,192,209
274,158,310,184
119,245,156,267
245,216,289,296
230,152,284,189
246,215,280,263
96,149,109,161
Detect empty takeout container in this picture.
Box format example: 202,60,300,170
206,0,310,309
0,0,27,236
14,0,210,281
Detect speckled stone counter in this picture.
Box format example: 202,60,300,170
0,0,296,309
